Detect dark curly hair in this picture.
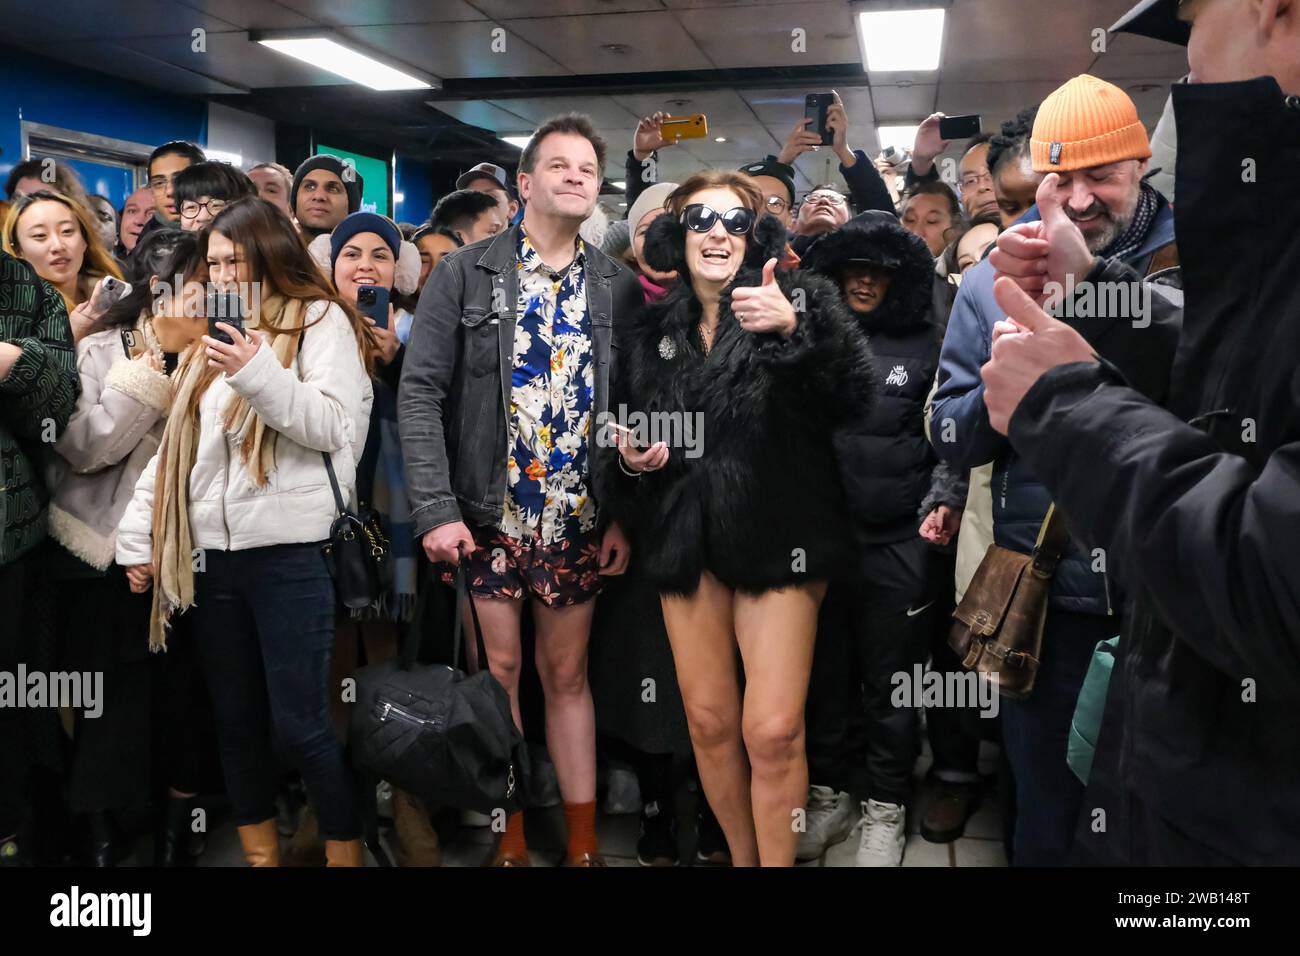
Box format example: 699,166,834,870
987,105,1040,178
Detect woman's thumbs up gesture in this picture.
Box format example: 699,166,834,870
731,258,797,338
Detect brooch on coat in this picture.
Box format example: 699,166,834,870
658,335,677,361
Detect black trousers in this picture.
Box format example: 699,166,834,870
805,539,931,807
0,556,36,837
924,549,985,780
57,565,154,814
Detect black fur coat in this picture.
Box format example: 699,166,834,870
600,212,875,595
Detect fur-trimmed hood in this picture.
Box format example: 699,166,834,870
802,212,935,336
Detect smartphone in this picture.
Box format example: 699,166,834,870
939,114,982,141
804,93,836,146
356,285,390,330
120,328,145,360
87,276,130,319
659,114,708,142
205,289,246,345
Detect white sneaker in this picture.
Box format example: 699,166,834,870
795,785,855,861
855,799,906,867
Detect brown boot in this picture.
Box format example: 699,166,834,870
392,789,442,867
325,839,364,867
282,805,327,867
236,820,281,867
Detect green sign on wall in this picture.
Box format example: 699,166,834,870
316,143,389,217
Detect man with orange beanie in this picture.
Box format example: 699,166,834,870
927,74,1180,865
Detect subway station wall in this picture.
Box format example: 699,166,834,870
1,43,435,225
0,45,207,203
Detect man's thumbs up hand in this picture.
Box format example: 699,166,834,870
981,277,1099,435
989,173,1097,306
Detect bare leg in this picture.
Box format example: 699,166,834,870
532,599,598,803
661,572,759,867
734,581,826,867
463,595,526,733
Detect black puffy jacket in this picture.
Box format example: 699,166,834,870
805,213,940,547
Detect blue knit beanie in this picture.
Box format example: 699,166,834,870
329,212,401,269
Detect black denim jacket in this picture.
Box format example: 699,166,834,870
397,224,643,538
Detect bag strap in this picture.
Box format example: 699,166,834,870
449,558,488,681
1030,503,1070,575
399,553,487,676
321,451,346,515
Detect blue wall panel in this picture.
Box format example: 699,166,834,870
394,155,434,226
0,45,206,200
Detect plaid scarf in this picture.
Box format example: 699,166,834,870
1101,181,1160,263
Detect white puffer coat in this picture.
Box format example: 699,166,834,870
115,300,372,566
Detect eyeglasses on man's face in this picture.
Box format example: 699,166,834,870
179,198,227,220
803,191,847,208
764,195,790,214
960,171,993,191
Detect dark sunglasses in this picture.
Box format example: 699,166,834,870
680,203,756,236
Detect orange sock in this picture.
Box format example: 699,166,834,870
565,800,598,859
497,811,527,859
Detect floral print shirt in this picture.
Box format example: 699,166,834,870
498,228,597,545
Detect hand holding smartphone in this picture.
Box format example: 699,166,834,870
356,285,390,330
605,420,646,451
205,289,246,345
804,93,836,146
87,276,131,320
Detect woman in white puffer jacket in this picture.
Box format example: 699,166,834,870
116,198,374,867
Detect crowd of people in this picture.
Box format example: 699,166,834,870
1,0,1297,868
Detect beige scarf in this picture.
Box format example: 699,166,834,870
148,294,307,650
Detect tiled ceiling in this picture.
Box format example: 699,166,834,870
1,0,1190,197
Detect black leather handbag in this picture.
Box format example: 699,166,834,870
320,451,391,610
350,564,529,816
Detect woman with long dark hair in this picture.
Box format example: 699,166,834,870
117,198,374,866
604,170,874,866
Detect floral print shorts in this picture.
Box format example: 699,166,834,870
441,526,604,607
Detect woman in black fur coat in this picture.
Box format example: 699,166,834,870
602,170,874,866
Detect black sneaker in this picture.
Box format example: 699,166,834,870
636,801,678,867
695,800,731,866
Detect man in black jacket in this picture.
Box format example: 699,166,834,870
399,113,641,867
982,0,1300,864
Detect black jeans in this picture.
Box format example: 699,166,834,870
806,539,931,807
194,542,360,841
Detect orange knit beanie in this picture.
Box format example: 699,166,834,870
1031,75,1152,173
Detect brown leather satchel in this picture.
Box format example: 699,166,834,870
949,504,1070,700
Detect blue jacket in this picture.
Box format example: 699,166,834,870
929,199,1177,615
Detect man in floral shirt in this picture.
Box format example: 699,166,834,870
400,114,643,867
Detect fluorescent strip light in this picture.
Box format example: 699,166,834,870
610,181,627,190
393,192,405,204
258,38,430,91
855,8,945,72
876,124,920,153
501,136,532,149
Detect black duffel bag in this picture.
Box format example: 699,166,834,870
351,562,529,816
